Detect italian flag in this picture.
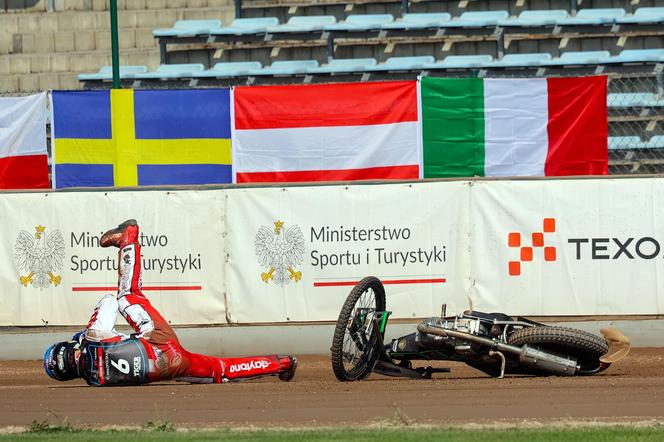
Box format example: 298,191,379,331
421,76,608,177
232,81,420,183
0,92,49,189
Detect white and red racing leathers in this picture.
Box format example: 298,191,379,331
80,242,293,385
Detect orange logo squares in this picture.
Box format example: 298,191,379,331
509,261,521,276
520,247,533,261
544,246,556,261
543,218,556,233
532,232,544,247
508,232,521,247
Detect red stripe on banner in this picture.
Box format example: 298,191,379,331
314,278,446,287
545,76,608,176
236,164,420,183
0,154,49,189
234,81,418,130
72,286,202,292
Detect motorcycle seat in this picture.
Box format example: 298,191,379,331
463,310,514,322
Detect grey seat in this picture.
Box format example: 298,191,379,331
324,14,394,31
267,15,337,33
194,61,263,78
309,58,377,74
210,17,280,35
616,7,664,24
78,65,148,81
490,53,552,67
557,8,626,25
382,13,452,30
134,64,205,79
369,56,436,71
498,10,568,27
252,60,320,75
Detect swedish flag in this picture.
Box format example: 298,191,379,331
51,89,232,188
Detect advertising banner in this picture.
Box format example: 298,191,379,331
224,182,470,323
0,189,227,326
470,178,664,315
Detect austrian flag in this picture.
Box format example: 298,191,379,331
232,81,420,183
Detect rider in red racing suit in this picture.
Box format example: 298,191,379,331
44,220,297,386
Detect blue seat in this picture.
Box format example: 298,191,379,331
617,7,664,24
490,53,552,67
499,10,568,27
153,19,221,37
382,13,452,30
548,50,611,65
78,65,148,81
608,136,643,150
252,59,319,75
194,61,262,78
369,56,436,71
644,136,664,148
134,64,205,79
210,17,280,35
557,8,626,25
445,11,509,28
267,15,337,33
432,54,493,69
607,93,658,108
309,58,377,74
324,14,394,31
609,49,664,64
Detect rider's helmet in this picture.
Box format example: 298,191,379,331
43,341,80,381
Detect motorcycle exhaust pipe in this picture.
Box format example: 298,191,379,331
417,324,578,376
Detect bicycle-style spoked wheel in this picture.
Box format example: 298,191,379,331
330,276,386,381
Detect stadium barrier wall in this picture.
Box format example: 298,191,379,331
1,176,663,327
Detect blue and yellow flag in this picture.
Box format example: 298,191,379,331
51,89,232,188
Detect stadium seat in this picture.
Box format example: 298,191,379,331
607,93,659,108
134,64,205,79
432,54,493,69
153,20,222,37
210,17,280,35
548,50,611,65
490,53,552,67
644,136,664,148
78,65,148,81
309,58,377,74
369,56,436,71
382,13,452,30
194,61,263,78
444,11,509,28
609,49,664,63
253,60,319,75
557,8,626,25
324,14,394,31
616,7,664,24
498,10,568,27
608,136,643,150
267,15,337,33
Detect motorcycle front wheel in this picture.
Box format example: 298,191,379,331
330,276,386,381
507,326,609,375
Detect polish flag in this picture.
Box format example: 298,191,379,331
231,81,420,183
0,92,49,189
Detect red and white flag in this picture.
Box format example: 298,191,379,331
232,81,420,183
0,92,49,189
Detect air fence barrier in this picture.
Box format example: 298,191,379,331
3,177,664,357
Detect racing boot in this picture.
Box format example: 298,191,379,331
278,355,297,382
100,219,139,248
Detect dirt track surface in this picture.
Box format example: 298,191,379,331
1,349,664,428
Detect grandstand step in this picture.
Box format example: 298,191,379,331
0,7,234,54
11,27,158,54
3,48,160,75
0,0,234,13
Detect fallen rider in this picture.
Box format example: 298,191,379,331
44,219,297,386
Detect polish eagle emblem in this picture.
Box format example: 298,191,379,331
14,225,65,289
255,220,305,286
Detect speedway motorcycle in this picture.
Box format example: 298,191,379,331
330,277,630,381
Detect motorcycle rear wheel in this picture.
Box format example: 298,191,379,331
507,326,609,374
330,276,386,381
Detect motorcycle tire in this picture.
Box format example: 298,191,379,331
507,326,609,375
330,276,386,382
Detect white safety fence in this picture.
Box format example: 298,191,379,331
1,177,663,327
